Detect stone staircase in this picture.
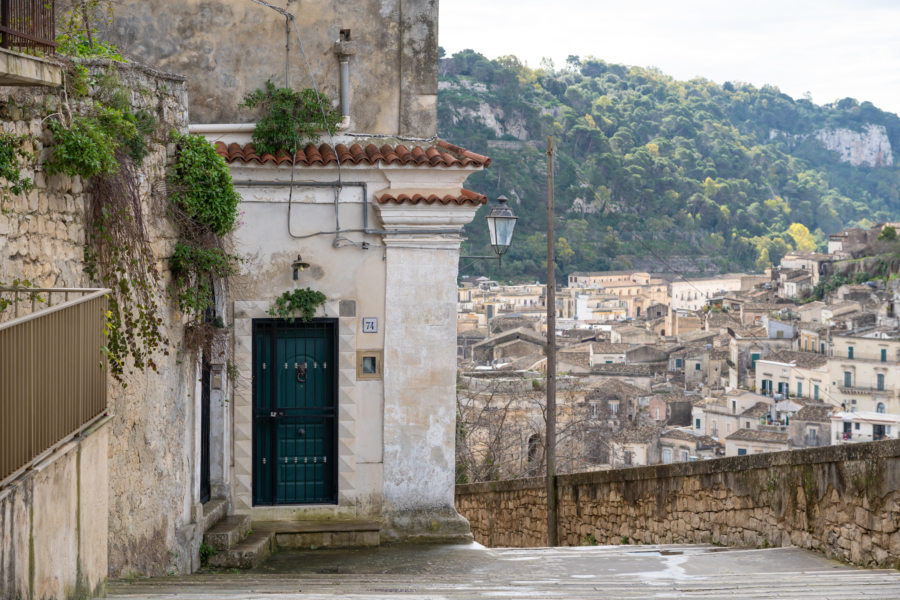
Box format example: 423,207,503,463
204,514,275,569
198,500,379,569
254,519,380,550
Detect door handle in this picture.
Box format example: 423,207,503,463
297,428,306,437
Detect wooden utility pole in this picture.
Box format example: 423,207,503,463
545,135,558,547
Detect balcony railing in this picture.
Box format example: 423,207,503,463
836,432,889,443
837,385,892,396
0,0,56,53
1,287,109,484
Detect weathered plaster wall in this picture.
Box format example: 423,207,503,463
0,420,110,600
456,440,900,568
227,172,389,519
1,61,204,577
218,134,478,541
103,0,439,135
381,241,470,540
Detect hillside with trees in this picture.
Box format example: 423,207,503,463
439,50,900,281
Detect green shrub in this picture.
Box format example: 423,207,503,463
46,117,118,179
57,32,125,61
242,81,342,155
168,133,241,236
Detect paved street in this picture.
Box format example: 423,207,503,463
108,543,900,599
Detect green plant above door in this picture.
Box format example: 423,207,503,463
268,288,327,322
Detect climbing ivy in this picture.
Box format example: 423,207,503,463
42,66,166,383
46,89,157,181
169,243,240,321
40,58,241,373
166,133,243,356
0,132,33,204
83,157,167,381
241,81,342,155
167,133,242,236
23,12,173,383
46,116,118,179
268,288,327,322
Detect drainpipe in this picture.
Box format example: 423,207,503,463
285,17,292,88
333,29,357,122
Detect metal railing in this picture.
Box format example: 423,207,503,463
838,385,893,396
0,0,56,53
1,287,109,484
837,432,889,443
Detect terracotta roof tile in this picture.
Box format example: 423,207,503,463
215,140,491,168
375,189,487,206
436,140,491,166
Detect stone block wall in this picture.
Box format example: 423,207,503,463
2,60,203,578
1,59,187,290
456,440,900,568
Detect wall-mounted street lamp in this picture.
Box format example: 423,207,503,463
461,196,518,267
292,255,310,280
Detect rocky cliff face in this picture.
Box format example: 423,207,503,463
815,124,893,168
438,80,530,140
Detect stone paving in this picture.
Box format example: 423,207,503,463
108,543,900,599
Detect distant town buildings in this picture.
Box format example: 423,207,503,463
456,221,900,481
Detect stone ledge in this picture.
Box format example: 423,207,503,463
380,508,473,544
0,48,63,87
76,57,186,83
456,439,900,496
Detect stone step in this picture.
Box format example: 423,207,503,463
254,519,381,550
204,514,252,551
198,497,227,534
205,530,274,569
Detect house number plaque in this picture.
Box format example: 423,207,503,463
362,317,378,333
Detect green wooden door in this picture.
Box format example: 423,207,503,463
253,319,337,505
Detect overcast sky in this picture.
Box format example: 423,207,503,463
440,0,900,115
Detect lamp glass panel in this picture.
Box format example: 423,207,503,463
493,217,516,248
487,216,499,246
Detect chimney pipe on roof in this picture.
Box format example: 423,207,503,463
334,29,356,121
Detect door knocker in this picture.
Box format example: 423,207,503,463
295,361,307,383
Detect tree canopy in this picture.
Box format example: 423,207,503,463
439,50,900,281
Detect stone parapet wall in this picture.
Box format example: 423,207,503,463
456,440,900,568
0,418,110,600
2,60,200,578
